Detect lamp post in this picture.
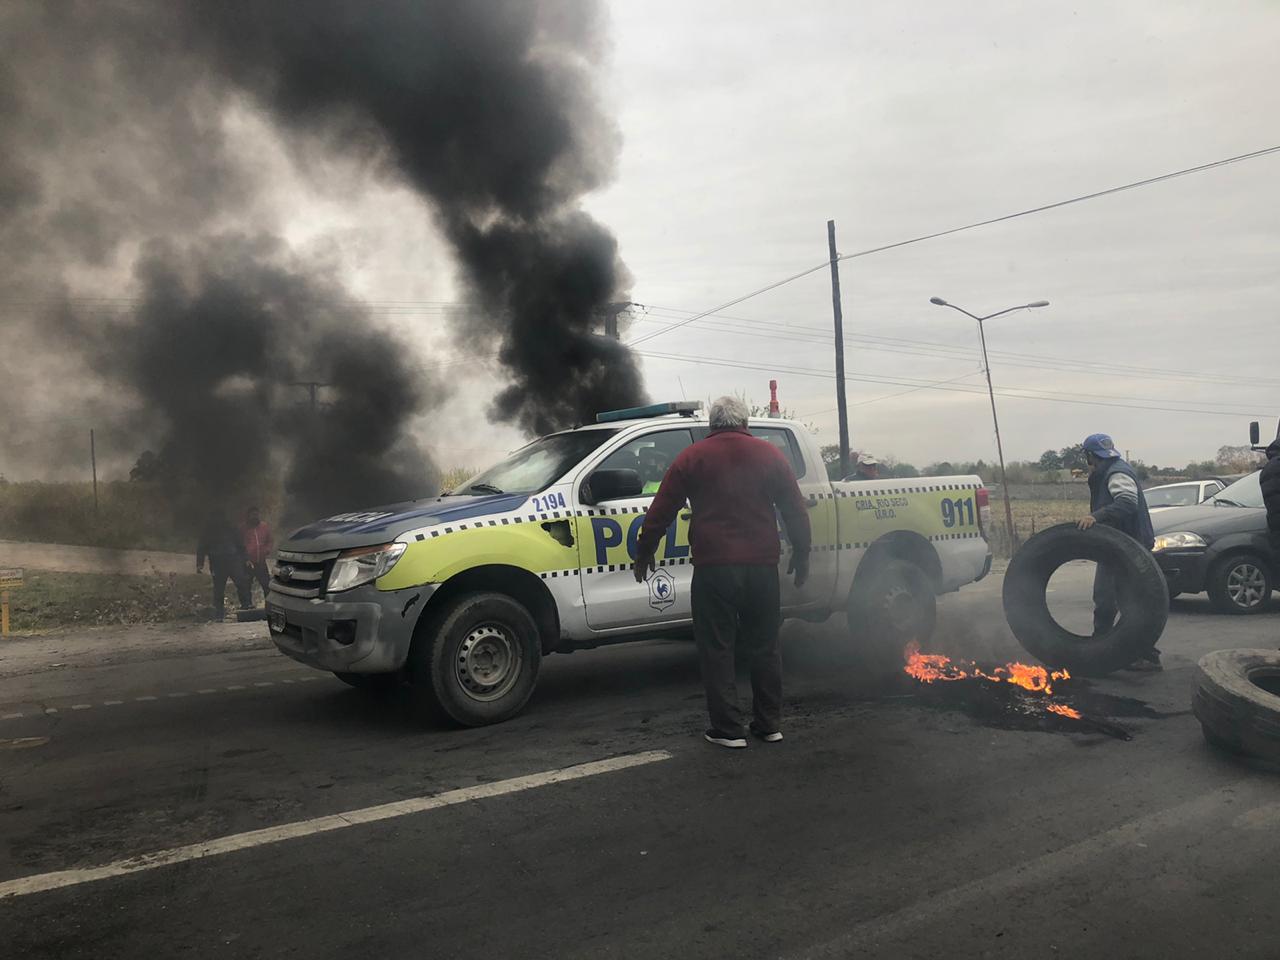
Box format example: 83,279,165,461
928,296,1050,548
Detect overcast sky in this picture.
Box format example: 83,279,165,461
568,0,1278,470
7,0,1277,482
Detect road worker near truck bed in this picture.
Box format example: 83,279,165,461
632,396,812,748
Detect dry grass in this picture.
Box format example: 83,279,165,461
986,498,1087,556
3,570,215,632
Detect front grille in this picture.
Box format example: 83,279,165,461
271,549,340,599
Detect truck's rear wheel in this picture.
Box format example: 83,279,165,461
408,591,542,726
846,559,937,677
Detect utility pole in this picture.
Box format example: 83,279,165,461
603,301,632,340
826,220,851,478
89,429,99,517
289,381,330,412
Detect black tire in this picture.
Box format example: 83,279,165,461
1193,648,1280,762
1206,554,1273,615
847,559,937,675
332,671,402,695
1002,523,1168,677
407,591,541,727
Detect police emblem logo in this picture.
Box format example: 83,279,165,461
647,569,675,611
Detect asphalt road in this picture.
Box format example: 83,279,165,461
1,567,1278,959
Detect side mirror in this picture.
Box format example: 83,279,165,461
581,468,643,505
1250,421,1260,446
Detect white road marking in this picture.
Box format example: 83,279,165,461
0,672,329,722
0,736,50,750
0,750,673,900
789,782,1277,958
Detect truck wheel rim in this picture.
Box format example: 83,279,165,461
1227,563,1266,608
456,624,522,702
884,586,918,632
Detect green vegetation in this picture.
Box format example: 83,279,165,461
3,570,219,631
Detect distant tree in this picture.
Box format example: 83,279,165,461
1038,449,1063,471
1215,444,1264,473
923,461,956,477
1058,443,1087,471
1130,460,1152,481
1183,460,1218,479
130,450,163,483
887,462,920,478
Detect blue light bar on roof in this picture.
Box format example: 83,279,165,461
596,401,703,423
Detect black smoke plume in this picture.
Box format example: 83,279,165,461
0,0,644,528
189,0,647,434
60,236,432,523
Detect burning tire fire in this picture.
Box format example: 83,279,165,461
904,641,1082,719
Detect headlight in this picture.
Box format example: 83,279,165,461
326,542,407,593
1152,532,1207,553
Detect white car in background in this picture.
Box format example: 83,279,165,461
1145,479,1226,512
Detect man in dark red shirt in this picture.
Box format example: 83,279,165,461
633,396,811,748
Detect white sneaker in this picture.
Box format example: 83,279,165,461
704,728,748,749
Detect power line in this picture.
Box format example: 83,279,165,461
628,310,1280,394
628,144,1280,347
636,350,1275,420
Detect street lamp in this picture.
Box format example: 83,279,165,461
929,296,1050,548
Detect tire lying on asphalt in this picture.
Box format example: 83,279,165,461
407,591,542,727
1193,648,1280,761
847,558,937,676
1002,523,1168,677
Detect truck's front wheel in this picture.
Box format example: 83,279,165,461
409,592,542,726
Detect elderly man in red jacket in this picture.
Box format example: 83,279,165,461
633,396,811,748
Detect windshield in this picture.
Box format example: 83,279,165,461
452,429,619,496
1205,470,1263,508
1145,484,1200,507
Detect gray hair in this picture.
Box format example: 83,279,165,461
708,395,749,431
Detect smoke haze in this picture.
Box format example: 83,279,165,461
0,0,642,522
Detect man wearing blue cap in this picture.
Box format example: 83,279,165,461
1076,433,1159,668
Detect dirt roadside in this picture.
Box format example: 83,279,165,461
0,539,193,576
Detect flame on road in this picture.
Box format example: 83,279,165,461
903,641,1071,695
903,641,1081,719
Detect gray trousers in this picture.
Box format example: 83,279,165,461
691,564,782,737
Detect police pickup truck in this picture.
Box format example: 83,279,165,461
267,402,991,725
